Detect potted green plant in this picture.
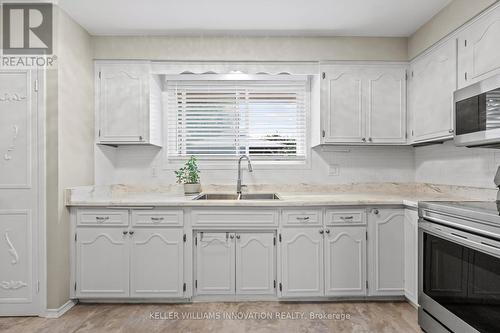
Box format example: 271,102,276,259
175,156,201,194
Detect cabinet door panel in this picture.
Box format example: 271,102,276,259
322,67,364,143
404,209,419,305
130,229,184,298
98,63,149,142
196,232,235,295
325,227,367,296
367,68,406,143
281,228,323,297
410,39,456,142
236,233,275,295
368,209,404,296
76,228,129,298
458,6,500,88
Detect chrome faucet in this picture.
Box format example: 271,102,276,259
236,155,253,195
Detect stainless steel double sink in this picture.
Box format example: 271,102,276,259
193,193,280,200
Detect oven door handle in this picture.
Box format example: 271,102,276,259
420,221,500,258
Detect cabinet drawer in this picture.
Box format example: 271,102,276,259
131,210,183,227
325,209,366,225
192,209,278,227
282,210,322,226
77,209,129,226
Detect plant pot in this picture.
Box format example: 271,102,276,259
184,183,201,195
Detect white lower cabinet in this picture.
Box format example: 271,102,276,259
196,232,236,295
195,232,275,296
325,226,367,296
280,228,324,297
130,229,184,298
76,228,130,298
368,208,405,296
404,209,419,305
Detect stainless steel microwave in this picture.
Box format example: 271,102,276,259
454,73,500,148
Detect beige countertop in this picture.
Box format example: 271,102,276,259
65,183,496,209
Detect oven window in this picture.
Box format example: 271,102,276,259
424,233,500,333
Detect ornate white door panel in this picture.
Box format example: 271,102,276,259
0,70,40,315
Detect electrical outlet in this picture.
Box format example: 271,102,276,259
329,164,340,176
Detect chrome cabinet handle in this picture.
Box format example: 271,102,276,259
95,216,110,221
449,129,454,134
319,230,324,234
122,231,128,235
150,217,164,221
361,138,366,142
340,216,354,221
368,138,372,142
230,234,235,239
325,229,330,234
236,234,241,239
372,209,379,215
129,231,135,235
296,216,310,221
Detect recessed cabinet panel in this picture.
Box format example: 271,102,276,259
367,68,406,143
130,229,184,298
280,228,323,297
322,67,364,143
235,233,275,295
410,39,456,143
76,228,129,298
325,226,367,296
196,233,235,295
368,209,405,296
404,209,418,305
458,5,500,88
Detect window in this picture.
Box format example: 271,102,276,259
165,75,308,161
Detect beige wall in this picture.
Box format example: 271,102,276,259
93,36,408,61
46,6,94,309
408,0,497,59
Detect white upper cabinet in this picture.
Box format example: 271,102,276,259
457,4,500,88
321,63,407,145
368,208,404,296
409,39,456,143
324,226,367,296
280,228,324,297
96,61,162,146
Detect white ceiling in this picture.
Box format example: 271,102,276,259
58,0,452,37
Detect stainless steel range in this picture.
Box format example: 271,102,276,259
418,200,500,333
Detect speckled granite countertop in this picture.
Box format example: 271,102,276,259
65,183,496,208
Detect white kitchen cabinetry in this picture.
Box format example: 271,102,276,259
130,228,184,298
320,64,407,145
404,209,419,305
95,61,162,146
457,4,500,88
324,226,367,296
409,39,456,143
195,232,275,296
280,228,324,297
236,233,275,295
368,208,405,296
195,232,235,295
76,228,130,298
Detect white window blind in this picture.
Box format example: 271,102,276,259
166,76,308,160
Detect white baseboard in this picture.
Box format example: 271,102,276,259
44,300,76,318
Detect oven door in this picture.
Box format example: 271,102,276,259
419,220,500,333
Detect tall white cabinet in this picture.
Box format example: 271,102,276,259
95,61,162,146
320,64,407,145
409,39,456,143
404,209,419,306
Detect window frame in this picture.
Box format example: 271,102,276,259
163,74,312,168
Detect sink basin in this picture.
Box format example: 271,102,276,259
193,193,240,200
239,193,280,200
193,193,280,200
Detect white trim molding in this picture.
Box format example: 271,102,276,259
44,300,76,319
